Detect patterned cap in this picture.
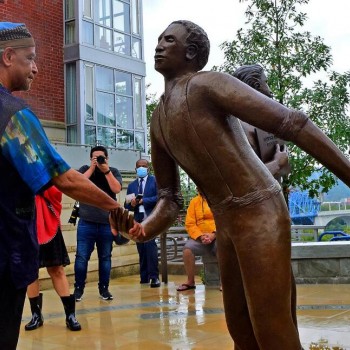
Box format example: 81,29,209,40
0,22,35,49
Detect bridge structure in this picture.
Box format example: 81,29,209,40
289,191,321,225
314,210,350,226
289,191,350,226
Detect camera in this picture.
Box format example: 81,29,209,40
68,201,79,225
96,155,106,164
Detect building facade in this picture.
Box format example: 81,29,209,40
0,0,146,171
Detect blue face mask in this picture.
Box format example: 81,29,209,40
136,167,148,178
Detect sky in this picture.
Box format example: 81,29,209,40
142,0,350,96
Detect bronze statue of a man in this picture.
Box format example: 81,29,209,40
112,20,350,349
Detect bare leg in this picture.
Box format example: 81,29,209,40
182,248,196,286
47,266,70,297
27,279,40,298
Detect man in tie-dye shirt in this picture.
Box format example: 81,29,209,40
0,22,142,350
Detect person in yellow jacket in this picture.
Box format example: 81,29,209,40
177,189,217,291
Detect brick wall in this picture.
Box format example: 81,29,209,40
0,0,65,123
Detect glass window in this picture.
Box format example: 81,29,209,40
113,32,130,55
134,78,142,128
85,125,97,145
113,0,130,33
131,0,140,34
117,129,134,149
96,66,114,91
115,71,132,95
82,21,93,45
65,21,75,44
96,0,112,27
95,26,112,50
67,126,77,144
98,127,116,147
83,0,92,18
85,65,94,122
116,96,132,128
65,0,75,20
66,63,77,124
78,64,145,150
135,131,145,151
97,92,115,126
131,37,141,59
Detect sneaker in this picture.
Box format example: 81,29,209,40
100,289,113,300
74,287,84,302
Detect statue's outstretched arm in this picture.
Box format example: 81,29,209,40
197,72,350,188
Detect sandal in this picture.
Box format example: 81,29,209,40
176,283,196,292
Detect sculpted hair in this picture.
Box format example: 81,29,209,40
171,20,210,71
233,64,264,90
90,145,108,158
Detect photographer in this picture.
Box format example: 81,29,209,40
74,146,122,301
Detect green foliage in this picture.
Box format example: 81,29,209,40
217,0,350,197
146,85,159,155
325,218,349,232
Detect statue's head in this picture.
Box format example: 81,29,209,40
170,20,210,71
233,64,272,98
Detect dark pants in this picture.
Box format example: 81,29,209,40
0,270,27,350
136,239,159,282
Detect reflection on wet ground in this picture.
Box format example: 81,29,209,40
18,275,350,349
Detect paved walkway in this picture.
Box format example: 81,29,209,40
18,275,350,349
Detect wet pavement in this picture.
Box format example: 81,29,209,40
18,275,350,349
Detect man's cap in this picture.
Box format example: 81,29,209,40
0,22,35,49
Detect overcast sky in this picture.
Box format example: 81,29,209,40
143,0,350,96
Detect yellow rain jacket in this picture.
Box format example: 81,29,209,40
185,194,216,240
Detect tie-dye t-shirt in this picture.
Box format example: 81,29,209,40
1,107,70,193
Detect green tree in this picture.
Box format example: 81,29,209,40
217,0,350,197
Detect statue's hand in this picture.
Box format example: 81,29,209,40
109,207,145,241
273,144,291,177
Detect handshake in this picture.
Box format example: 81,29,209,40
109,207,145,242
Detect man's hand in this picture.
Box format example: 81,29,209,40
95,156,110,174
130,197,143,207
109,207,145,241
200,232,216,245
89,157,97,171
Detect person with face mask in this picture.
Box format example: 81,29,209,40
124,159,160,287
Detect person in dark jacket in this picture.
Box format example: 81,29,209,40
125,159,160,288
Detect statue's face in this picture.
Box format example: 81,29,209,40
258,72,273,98
154,23,189,75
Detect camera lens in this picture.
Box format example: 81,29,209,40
96,155,106,164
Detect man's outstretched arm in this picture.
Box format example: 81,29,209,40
52,169,119,211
